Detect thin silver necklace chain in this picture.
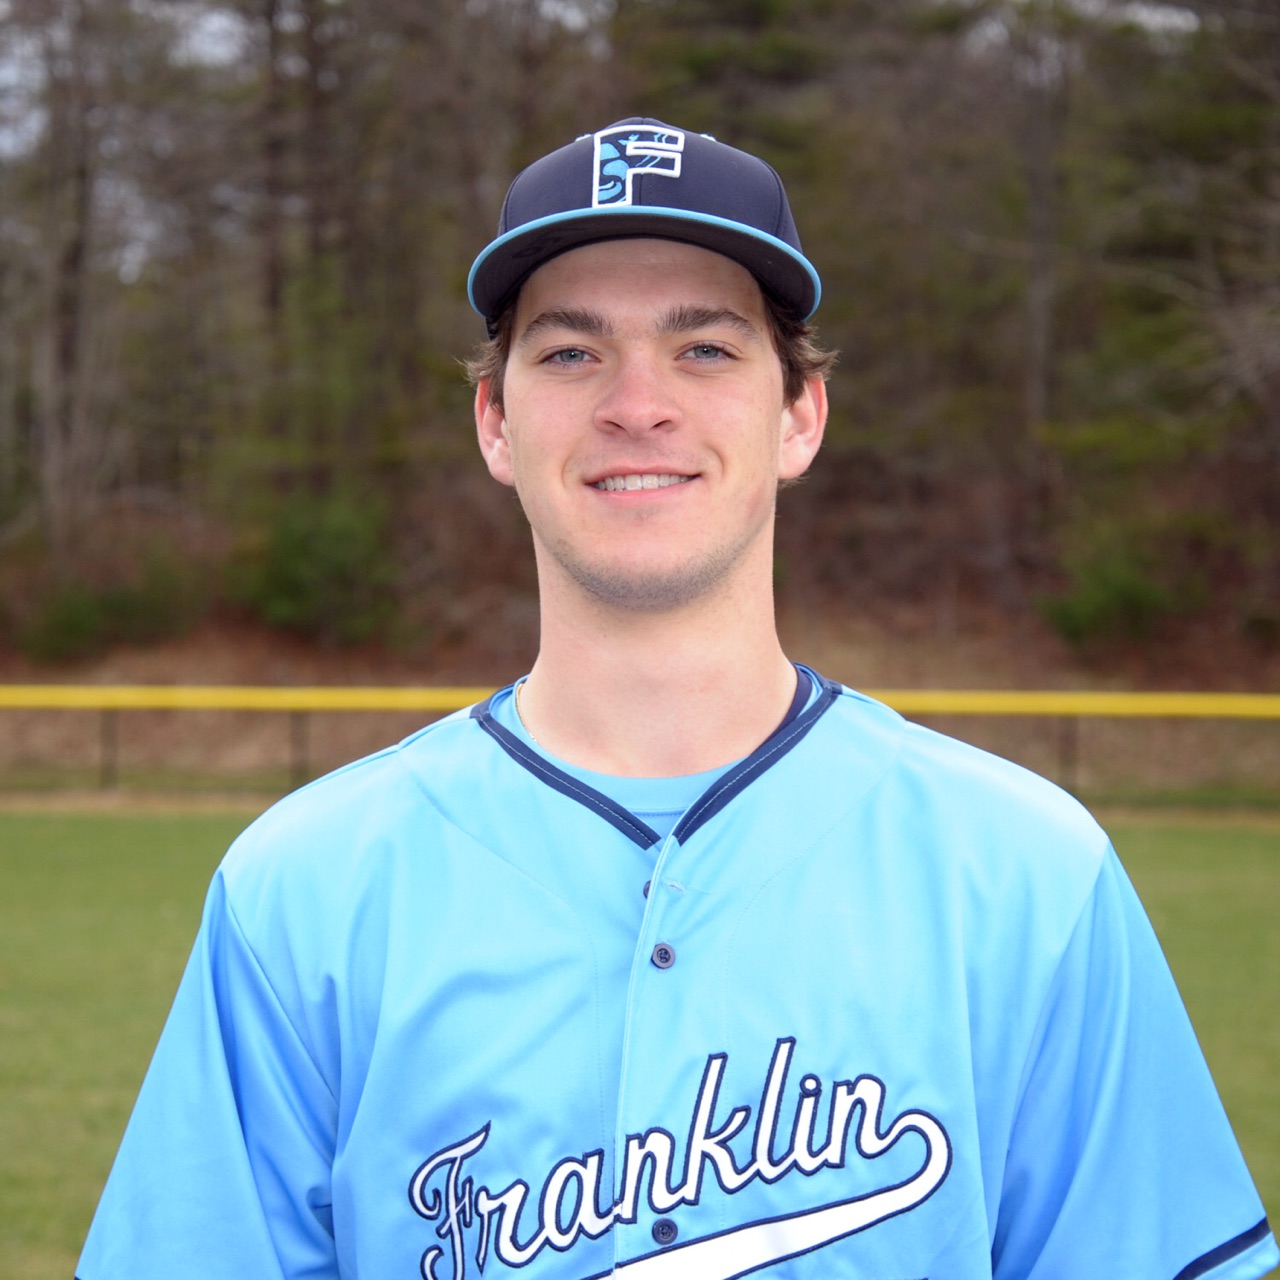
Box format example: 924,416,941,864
514,678,543,747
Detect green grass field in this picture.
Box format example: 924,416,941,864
1,806,1276,1278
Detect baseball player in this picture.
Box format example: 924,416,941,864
78,119,1277,1280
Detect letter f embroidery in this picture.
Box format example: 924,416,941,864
593,126,685,207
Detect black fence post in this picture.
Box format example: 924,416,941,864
1056,714,1079,795
290,711,310,790
100,708,120,789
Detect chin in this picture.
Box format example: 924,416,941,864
565,556,740,613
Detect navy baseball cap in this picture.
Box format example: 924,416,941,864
468,118,821,334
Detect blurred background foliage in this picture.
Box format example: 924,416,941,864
0,0,1276,662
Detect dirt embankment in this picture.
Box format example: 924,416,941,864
2,607,1277,805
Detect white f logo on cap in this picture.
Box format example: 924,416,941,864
592,125,685,208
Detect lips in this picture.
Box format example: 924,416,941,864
591,473,694,492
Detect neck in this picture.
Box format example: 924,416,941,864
518,566,798,778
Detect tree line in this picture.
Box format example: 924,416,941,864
0,0,1276,665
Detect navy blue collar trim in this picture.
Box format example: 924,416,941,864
471,664,840,850
672,665,838,843
471,705,662,848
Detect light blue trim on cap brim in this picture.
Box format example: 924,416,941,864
468,205,822,320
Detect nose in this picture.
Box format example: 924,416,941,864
592,352,678,436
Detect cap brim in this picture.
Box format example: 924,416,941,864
468,206,821,327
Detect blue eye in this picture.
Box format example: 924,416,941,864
549,348,590,364
688,343,728,360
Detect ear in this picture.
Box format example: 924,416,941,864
475,379,515,487
777,377,827,482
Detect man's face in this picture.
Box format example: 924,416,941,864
475,239,826,614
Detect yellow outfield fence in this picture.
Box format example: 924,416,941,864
0,685,496,712
862,691,1280,719
2,685,1279,716
2,685,1279,793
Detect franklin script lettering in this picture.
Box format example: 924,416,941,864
407,1038,951,1279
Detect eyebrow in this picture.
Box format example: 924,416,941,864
516,304,764,347
657,305,762,341
516,307,611,346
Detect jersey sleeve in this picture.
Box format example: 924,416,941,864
992,844,1278,1280
76,868,340,1280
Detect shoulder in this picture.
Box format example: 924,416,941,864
193,700,528,996
216,703,502,911
817,680,1098,823
809,679,1111,909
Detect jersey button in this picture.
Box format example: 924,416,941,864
652,1218,678,1245
643,880,651,898
651,942,676,969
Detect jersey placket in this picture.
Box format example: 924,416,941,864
469,671,842,1273
610,825,696,1268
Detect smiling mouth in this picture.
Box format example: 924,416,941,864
592,473,694,492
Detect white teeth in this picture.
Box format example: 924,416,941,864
593,473,692,492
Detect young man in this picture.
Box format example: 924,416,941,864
79,119,1277,1280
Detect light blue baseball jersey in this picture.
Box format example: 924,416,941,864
78,669,1278,1280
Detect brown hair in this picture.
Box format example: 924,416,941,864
466,287,836,411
